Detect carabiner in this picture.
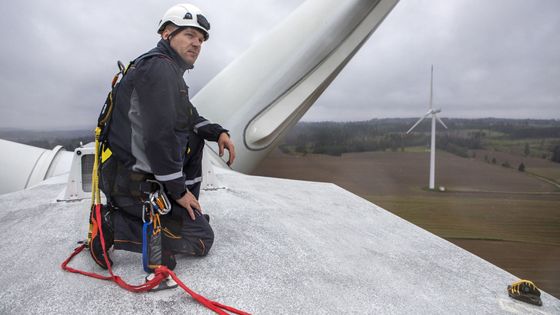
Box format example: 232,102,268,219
146,179,172,215
142,202,153,224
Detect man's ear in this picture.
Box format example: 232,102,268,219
161,24,177,40
161,28,171,40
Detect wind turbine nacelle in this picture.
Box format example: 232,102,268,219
60,143,220,201
0,139,73,195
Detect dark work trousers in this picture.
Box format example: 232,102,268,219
111,133,213,270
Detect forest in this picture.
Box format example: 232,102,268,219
280,118,560,162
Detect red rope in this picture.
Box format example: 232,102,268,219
61,204,250,314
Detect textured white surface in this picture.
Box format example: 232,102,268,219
0,171,558,314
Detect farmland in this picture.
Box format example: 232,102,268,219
252,148,560,298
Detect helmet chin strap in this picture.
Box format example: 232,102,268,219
166,26,186,42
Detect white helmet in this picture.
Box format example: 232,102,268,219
157,4,210,40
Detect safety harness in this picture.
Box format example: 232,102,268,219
61,58,250,315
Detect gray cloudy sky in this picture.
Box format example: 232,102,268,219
0,0,559,130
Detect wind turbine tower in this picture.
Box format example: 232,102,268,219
406,65,448,190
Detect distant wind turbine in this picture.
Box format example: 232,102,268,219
406,65,448,190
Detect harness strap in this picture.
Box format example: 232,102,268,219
61,204,251,315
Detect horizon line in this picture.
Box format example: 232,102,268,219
1,116,560,132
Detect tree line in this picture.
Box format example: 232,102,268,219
280,118,560,163
2,118,560,163
0,129,93,152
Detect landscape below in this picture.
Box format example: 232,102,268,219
253,118,560,298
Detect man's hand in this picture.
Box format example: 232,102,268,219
175,191,201,221
218,132,236,166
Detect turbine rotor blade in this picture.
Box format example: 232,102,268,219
429,65,434,110
406,112,430,134
435,114,448,129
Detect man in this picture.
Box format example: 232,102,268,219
93,4,235,290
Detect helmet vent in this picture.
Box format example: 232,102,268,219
184,12,192,20
197,14,210,31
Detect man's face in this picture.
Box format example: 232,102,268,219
167,27,205,65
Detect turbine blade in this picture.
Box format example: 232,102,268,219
429,65,434,110
435,114,448,129
406,113,430,134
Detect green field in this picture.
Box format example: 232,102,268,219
369,194,560,245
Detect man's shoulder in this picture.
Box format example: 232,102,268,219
136,52,174,70
134,53,179,79
136,50,173,64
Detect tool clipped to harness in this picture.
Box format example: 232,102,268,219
142,181,171,274
142,201,154,273
507,279,542,306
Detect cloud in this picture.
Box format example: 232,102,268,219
303,0,560,121
0,0,558,130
